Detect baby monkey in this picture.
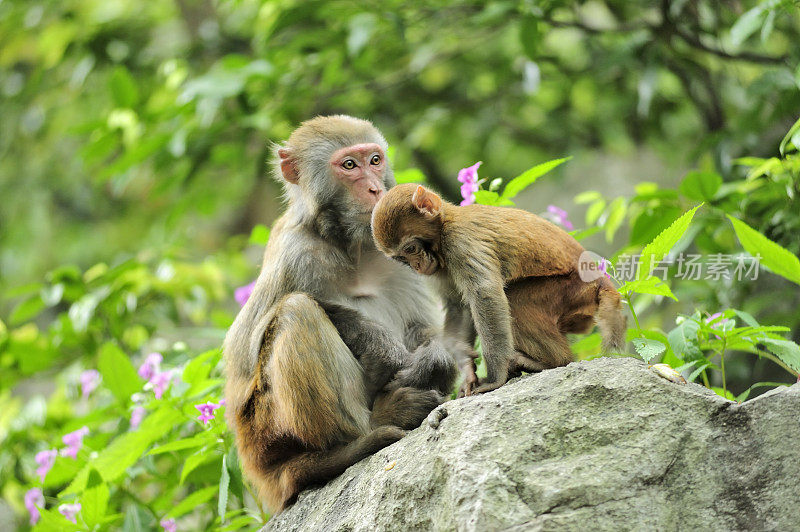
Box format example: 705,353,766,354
372,183,626,395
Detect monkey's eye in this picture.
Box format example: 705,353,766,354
402,242,420,255
342,159,356,170
370,154,381,165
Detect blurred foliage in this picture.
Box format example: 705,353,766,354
2,0,800,529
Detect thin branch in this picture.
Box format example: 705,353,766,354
672,26,789,65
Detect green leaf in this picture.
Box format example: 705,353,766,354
727,215,800,285
109,66,140,108
638,205,701,280
735,381,789,403
82,481,110,528
779,116,800,155
604,197,627,242
218,455,230,521
62,407,182,494
10,295,45,324
519,15,541,59
574,190,602,204
711,386,736,401
474,189,513,206
148,432,216,455
97,342,141,404
167,485,218,519
181,449,218,484
687,362,711,383
183,348,222,393
761,338,800,373
585,199,606,226
249,224,270,245
730,5,766,46
632,338,665,364
501,157,570,200
667,319,700,357
619,276,678,301
679,171,721,202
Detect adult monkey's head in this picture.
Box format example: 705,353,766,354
275,116,395,240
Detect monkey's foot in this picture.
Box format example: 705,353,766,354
426,406,448,429
472,378,508,395
458,364,479,397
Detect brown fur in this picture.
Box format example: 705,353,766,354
372,183,626,394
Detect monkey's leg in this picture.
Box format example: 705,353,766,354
275,425,406,511
231,293,384,512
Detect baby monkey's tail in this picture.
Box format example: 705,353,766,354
596,277,627,353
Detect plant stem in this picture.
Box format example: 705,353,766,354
720,338,728,398
625,293,643,336
701,369,710,388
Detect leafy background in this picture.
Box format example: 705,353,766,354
1,0,799,530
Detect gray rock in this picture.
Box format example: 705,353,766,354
263,357,800,531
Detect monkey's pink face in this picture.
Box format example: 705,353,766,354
329,143,387,210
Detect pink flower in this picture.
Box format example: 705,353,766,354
161,517,177,532
24,488,44,525
130,406,146,429
79,369,101,398
546,205,574,230
706,312,730,340
138,352,163,381
235,281,256,307
146,370,174,399
195,401,222,425
58,502,81,524
35,449,57,483
457,162,482,206
60,426,89,459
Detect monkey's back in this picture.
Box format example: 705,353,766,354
442,203,584,282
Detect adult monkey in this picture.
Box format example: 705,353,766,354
223,115,462,513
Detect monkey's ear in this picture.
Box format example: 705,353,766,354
412,185,443,217
277,147,300,184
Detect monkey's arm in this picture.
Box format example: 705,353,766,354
464,279,515,393
317,302,411,400
444,243,515,394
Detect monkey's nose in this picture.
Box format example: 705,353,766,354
369,187,384,199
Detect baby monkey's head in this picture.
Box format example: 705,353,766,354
371,183,446,276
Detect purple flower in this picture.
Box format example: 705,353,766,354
147,370,174,400
35,449,57,483
195,402,222,425
130,406,146,429
58,502,81,524
138,352,163,381
546,205,574,230
161,517,177,532
457,162,482,206
79,369,101,398
235,281,256,307
60,426,89,459
24,488,44,525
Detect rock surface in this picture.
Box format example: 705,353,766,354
264,357,800,531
